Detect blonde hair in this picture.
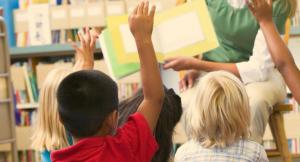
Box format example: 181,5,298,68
32,68,72,151
185,71,250,148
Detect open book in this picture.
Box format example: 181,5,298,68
106,0,218,64
100,29,140,80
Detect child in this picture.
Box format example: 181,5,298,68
31,27,97,162
51,1,164,162
247,0,300,103
175,71,268,162
118,87,182,162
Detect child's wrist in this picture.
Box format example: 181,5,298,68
259,19,273,27
135,37,152,46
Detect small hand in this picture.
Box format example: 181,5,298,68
129,0,156,41
163,56,199,71
179,70,200,92
71,27,98,71
247,0,273,24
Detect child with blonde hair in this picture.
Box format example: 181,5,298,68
175,71,268,162
31,27,98,162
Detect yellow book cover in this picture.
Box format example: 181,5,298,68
107,0,218,63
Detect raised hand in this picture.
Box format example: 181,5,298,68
179,70,200,92
129,0,156,41
72,27,99,71
163,56,199,71
247,0,273,24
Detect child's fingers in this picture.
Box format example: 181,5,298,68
78,31,87,49
149,5,156,17
144,0,149,15
132,5,138,15
138,1,145,15
86,27,91,46
90,36,96,51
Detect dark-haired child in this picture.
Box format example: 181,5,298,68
50,1,164,162
118,87,183,162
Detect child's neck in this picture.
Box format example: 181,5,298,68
72,128,112,144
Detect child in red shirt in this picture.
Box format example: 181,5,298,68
51,1,164,161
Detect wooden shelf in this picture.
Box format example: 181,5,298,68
0,73,8,77
0,126,33,152
10,41,101,59
0,99,11,104
291,27,300,36
17,103,38,110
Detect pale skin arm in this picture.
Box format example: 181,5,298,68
129,1,165,132
71,27,98,71
248,0,300,102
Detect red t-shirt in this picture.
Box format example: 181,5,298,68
51,113,158,162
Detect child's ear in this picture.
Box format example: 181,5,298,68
105,110,119,129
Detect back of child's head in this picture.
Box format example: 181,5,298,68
118,87,182,162
185,71,250,148
32,68,72,151
57,70,118,138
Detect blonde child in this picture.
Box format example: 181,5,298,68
247,0,300,103
31,27,97,162
175,71,268,162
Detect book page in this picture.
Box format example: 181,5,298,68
156,11,205,54
119,24,161,53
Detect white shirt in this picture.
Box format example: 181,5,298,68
175,139,269,162
228,0,278,84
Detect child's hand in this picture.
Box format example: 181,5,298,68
247,0,273,24
72,27,98,71
129,0,156,41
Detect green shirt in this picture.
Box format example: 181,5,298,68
203,0,290,63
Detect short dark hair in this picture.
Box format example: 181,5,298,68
57,70,118,138
118,87,182,162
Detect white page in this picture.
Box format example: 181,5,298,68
156,11,205,54
119,24,161,54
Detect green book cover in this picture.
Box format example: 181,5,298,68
100,29,140,80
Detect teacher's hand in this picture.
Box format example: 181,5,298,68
179,70,200,92
163,56,199,71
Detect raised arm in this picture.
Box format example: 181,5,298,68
129,1,165,132
248,0,300,102
72,27,98,71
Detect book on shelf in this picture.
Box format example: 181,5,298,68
118,82,140,101
106,0,218,64
11,63,39,105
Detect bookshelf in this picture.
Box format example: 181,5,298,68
291,27,300,36
17,103,39,110
10,43,101,59
0,18,18,162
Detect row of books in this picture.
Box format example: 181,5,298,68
263,138,300,154
11,62,39,105
15,110,37,127
18,150,40,162
14,0,176,47
118,82,140,101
